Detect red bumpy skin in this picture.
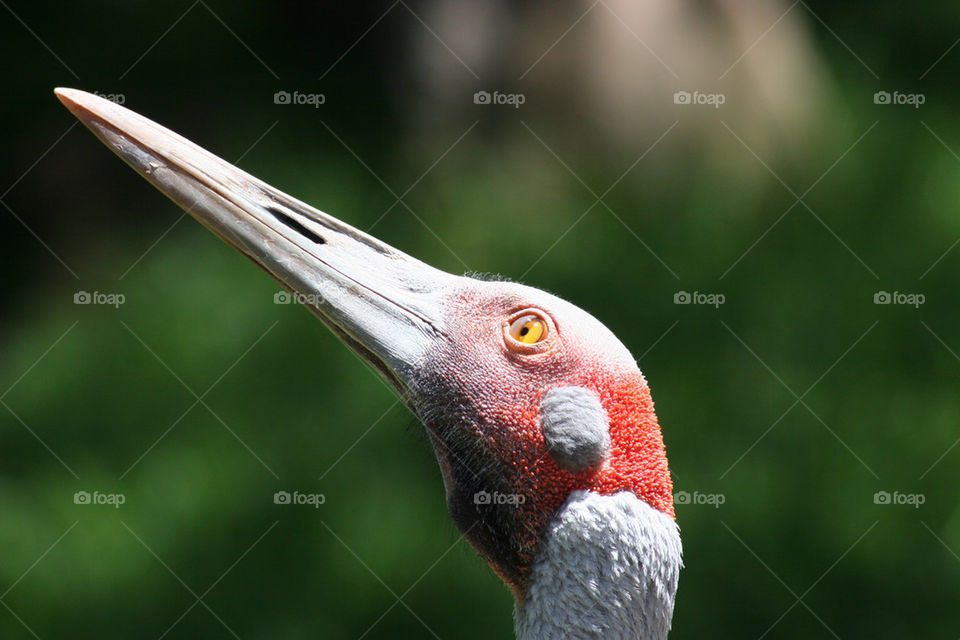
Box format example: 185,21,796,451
411,284,673,595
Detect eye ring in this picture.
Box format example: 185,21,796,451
504,309,553,353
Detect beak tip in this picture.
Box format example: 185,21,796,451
54,87,80,108
54,88,112,127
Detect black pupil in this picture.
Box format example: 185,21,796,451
519,326,529,337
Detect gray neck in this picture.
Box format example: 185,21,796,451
516,490,682,640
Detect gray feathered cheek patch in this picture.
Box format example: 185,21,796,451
539,386,611,472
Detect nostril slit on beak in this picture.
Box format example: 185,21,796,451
266,206,326,244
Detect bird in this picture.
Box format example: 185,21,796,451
55,88,681,640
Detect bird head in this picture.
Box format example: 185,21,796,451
55,88,674,600
409,281,673,594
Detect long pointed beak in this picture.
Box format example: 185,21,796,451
55,87,457,393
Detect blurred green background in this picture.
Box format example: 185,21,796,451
2,2,959,638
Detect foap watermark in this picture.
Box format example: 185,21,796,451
674,490,725,508
874,290,925,308
473,90,525,109
273,90,326,108
274,287,345,307
873,90,924,108
874,490,924,508
74,490,126,508
74,290,125,308
274,490,326,508
474,490,526,506
674,290,725,308
673,90,725,108
93,91,126,104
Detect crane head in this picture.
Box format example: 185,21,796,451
409,281,673,592
55,88,674,598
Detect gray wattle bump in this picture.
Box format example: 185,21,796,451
539,385,611,471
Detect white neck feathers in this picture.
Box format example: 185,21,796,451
516,490,682,640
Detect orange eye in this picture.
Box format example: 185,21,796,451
508,313,547,344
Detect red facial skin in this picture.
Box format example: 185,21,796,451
411,286,674,597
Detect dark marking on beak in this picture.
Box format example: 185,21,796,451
266,206,326,244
